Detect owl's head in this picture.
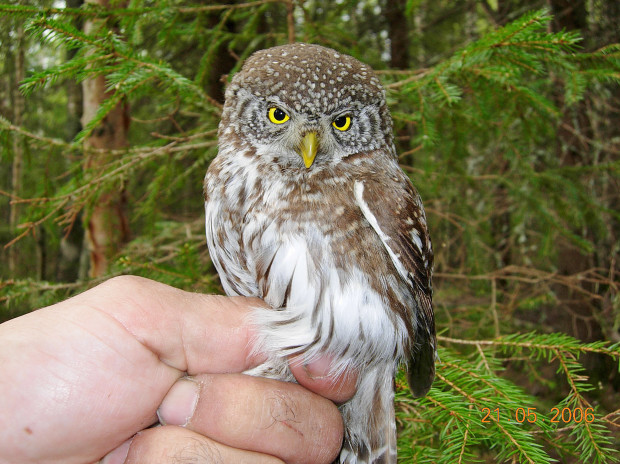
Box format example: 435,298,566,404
219,43,395,170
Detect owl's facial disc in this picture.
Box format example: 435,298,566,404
299,132,318,168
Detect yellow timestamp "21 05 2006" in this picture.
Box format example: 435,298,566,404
481,407,596,424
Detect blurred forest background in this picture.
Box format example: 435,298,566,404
1,0,619,462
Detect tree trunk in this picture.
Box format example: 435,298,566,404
82,0,130,278
587,0,620,351
485,1,522,290
547,0,594,337
547,0,619,392
484,0,535,25
385,0,409,69
56,0,85,283
204,2,238,104
8,23,25,276
411,1,426,65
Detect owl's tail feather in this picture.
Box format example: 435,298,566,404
338,365,397,464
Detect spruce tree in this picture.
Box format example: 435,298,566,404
0,2,618,462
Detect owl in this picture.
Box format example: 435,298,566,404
204,43,435,463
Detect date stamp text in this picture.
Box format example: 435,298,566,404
481,407,595,424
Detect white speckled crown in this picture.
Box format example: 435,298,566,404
229,43,385,115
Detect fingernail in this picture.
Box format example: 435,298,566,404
157,378,199,426
301,356,332,380
100,438,131,464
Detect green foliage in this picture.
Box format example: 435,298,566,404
397,333,620,463
0,2,618,463
20,12,219,142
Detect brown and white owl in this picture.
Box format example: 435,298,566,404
204,43,435,464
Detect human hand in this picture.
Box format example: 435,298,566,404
0,276,357,464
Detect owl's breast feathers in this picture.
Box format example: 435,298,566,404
205,151,435,393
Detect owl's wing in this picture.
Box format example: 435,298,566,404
354,174,436,397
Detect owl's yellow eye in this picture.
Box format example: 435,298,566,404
332,115,351,131
268,107,290,124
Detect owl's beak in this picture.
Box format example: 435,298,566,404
299,132,318,168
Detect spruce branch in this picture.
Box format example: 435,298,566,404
0,114,69,148
2,4,618,462
439,333,620,360
18,13,222,143
3,137,216,249
0,1,287,20
552,350,617,463
410,348,557,464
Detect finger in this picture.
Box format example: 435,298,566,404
0,276,268,464
289,355,358,403
99,439,131,464
159,374,343,464
82,275,268,373
123,426,283,464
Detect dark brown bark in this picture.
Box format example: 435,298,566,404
547,0,619,391
56,0,85,282
549,0,587,32
385,0,410,69
480,0,545,25
547,0,594,338
203,1,238,104
587,0,620,352
8,23,25,276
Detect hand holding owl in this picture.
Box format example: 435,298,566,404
0,276,351,464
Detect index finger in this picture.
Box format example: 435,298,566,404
86,276,268,374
